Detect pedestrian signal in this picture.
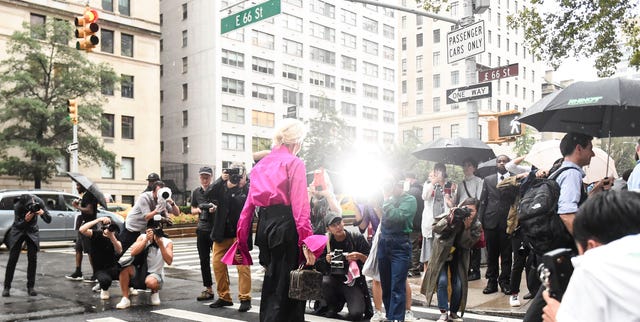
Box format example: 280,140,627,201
67,99,78,125
74,8,99,52
497,111,522,138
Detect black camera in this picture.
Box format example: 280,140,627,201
197,201,218,222
150,214,172,238
106,223,121,234
224,168,243,184
330,249,347,275
451,207,472,224
538,248,574,301
26,202,41,213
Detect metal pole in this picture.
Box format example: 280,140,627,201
345,0,460,25
463,0,479,139
71,124,78,194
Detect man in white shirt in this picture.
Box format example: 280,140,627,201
541,190,640,322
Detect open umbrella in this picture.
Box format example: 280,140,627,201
66,172,108,209
474,158,497,178
412,137,496,165
524,140,618,183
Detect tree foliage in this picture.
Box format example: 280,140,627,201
0,20,118,188
299,106,351,173
513,126,537,157
598,136,639,174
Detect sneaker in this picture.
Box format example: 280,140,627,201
238,300,251,312
196,289,214,301
523,292,534,300
65,270,83,281
209,298,233,308
2,288,9,297
150,292,161,306
83,275,97,283
129,287,139,296
405,310,418,321
370,310,385,322
92,283,101,292
437,313,449,322
27,288,37,296
116,297,130,309
510,294,521,307
100,290,110,300
450,312,464,322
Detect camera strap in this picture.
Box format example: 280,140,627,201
463,181,471,199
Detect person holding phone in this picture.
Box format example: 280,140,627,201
309,168,341,235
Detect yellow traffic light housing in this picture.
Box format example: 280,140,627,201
67,99,78,125
74,8,99,52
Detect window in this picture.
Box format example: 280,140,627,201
433,51,440,66
102,114,114,137
416,99,424,115
401,16,407,28
363,39,378,55
120,33,133,57
363,84,378,99
402,80,407,94
222,49,244,67
251,84,275,101
311,0,335,18
523,87,527,100
362,106,378,121
433,126,441,140
30,14,45,39
160,90,163,102
383,111,394,123
340,9,356,26
523,66,527,80
383,24,394,39
402,59,407,73
383,68,394,81
102,0,113,11
252,110,275,127
182,83,188,100
497,12,501,26
507,38,510,52
345,126,356,140
221,77,244,95
101,162,115,179
417,77,424,91
311,47,335,65
282,64,302,80
515,84,519,97
363,62,378,77
451,1,459,16
383,46,394,60
488,30,492,44
121,75,134,98
252,30,274,49
309,71,335,89
497,34,501,48
283,39,303,57
281,14,303,32
182,30,188,47
401,102,408,116
310,22,335,42
121,157,134,180
182,56,188,73
284,0,302,6
451,71,460,85
402,37,407,50
363,129,378,143
101,29,114,53
451,124,460,138
222,133,244,151
341,102,356,116
416,33,423,47
416,15,423,25
362,17,378,33
433,97,441,112
433,29,440,43
182,110,188,127
121,116,134,139
222,105,245,124
341,79,356,94
433,74,440,88
118,0,130,16
182,137,189,153
222,29,244,42
252,57,275,75
101,73,114,95
283,89,303,107
416,55,423,70
341,32,356,48
383,89,394,102
182,3,188,20
252,137,271,152
506,81,510,94
381,132,393,145
309,95,335,110
160,39,163,51
159,13,163,26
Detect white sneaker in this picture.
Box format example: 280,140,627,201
92,283,100,292
510,294,521,307
437,313,449,322
370,310,385,322
100,290,110,300
150,292,161,305
116,297,130,309
129,287,139,296
405,310,419,321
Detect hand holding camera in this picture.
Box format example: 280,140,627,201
538,248,574,301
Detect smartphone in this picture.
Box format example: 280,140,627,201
444,182,452,195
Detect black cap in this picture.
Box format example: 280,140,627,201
147,173,160,181
199,166,213,176
324,211,342,227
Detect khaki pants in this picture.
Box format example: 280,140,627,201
212,237,251,301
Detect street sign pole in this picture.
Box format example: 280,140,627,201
463,0,479,139
71,124,78,194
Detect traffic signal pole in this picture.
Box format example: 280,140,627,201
71,123,78,194
462,0,479,139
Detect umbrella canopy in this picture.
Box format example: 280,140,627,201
474,158,497,178
524,140,618,183
66,172,108,209
412,137,496,165
519,77,640,138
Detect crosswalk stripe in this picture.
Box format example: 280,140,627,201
86,318,128,322
152,308,244,322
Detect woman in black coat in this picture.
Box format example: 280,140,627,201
3,194,51,297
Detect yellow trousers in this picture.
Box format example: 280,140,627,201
212,237,252,301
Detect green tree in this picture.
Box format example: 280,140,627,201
513,126,536,157
0,20,118,188
299,105,351,173
598,137,638,175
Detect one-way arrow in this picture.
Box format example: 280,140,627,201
446,82,492,104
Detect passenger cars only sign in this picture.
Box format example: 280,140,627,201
447,20,485,64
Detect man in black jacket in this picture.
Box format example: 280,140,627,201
190,166,216,302
478,155,514,294
316,212,373,321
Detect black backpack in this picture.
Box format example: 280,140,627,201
517,167,579,254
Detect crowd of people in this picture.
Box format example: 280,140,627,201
2,122,639,322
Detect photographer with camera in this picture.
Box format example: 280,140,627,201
116,216,174,309
314,212,372,320
309,168,342,235
119,181,179,254
421,198,482,322
66,182,99,282
207,163,252,312
190,166,217,301
78,216,122,300
3,194,51,297
540,190,640,322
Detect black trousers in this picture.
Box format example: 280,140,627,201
119,224,141,256
323,276,367,321
256,205,305,322
484,228,512,285
95,265,120,290
409,231,422,274
523,285,545,322
469,247,481,275
4,234,38,289
196,229,214,288
509,233,539,294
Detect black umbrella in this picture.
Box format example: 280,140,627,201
412,137,496,166
474,158,497,178
519,77,640,138
66,172,108,209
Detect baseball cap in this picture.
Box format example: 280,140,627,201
324,211,342,227
147,173,160,181
199,166,213,176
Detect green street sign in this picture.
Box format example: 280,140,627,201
221,0,281,34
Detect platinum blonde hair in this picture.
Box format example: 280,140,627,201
273,118,307,147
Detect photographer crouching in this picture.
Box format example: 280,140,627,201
314,212,373,321
3,194,51,297
78,217,122,300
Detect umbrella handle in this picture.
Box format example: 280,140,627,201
605,132,611,179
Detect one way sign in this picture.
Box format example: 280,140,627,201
446,82,492,104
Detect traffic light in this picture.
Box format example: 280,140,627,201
485,110,522,144
74,7,99,52
67,99,78,125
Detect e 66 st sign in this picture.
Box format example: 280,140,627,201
221,0,281,34
447,20,485,64
478,63,519,82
